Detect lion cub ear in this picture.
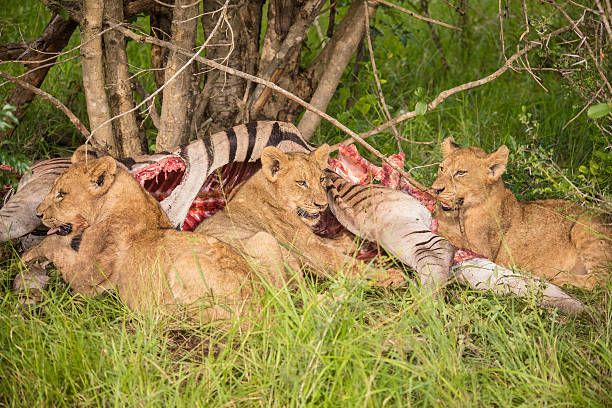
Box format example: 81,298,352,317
71,144,104,164
87,156,117,196
311,144,331,169
441,137,460,157
486,145,509,182
261,146,288,182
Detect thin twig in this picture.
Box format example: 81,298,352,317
517,0,548,91
0,70,90,139
347,25,574,141
377,0,461,31
595,0,612,43
364,5,401,152
498,0,507,61
542,0,612,94
562,84,604,130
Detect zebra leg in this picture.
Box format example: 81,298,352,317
378,226,455,293
452,258,586,314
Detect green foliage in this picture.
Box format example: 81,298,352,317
587,103,612,119
0,105,30,188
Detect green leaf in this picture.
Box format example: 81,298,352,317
586,103,612,119
414,87,425,99
354,97,371,116
415,101,427,116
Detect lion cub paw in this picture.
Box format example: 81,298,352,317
369,267,406,288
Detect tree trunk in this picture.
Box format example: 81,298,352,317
81,0,117,154
103,0,146,156
196,0,265,134
150,7,172,91
155,0,198,152
299,0,375,140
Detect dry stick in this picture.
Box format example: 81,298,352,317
562,84,605,130
498,0,507,61
363,5,402,152
130,77,161,129
348,24,574,142
0,70,90,139
377,0,461,31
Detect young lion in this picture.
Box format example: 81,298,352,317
431,137,612,288
21,148,282,323
196,145,404,286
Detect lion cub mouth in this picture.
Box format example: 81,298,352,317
46,223,73,236
297,207,321,220
439,197,464,212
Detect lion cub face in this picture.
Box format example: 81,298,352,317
431,137,509,211
261,145,331,227
37,151,117,236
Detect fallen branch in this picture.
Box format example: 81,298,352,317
0,70,90,139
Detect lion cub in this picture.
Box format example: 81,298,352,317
21,147,279,323
431,138,611,289
196,145,404,286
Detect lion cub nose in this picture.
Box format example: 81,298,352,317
433,187,445,195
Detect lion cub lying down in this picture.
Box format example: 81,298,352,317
21,147,281,323
432,138,612,289
196,145,404,286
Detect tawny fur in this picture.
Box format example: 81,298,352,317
432,137,612,289
195,146,404,286
22,147,281,324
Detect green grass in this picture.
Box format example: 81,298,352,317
1,0,611,406
1,252,611,407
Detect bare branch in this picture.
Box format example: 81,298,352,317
377,0,461,31
130,77,161,129
542,0,612,95
0,70,90,140
350,25,575,141
0,14,76,140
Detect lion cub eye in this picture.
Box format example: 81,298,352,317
453,170,467,177
56,190,66,200
296,180,308,188
320,176,325,184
